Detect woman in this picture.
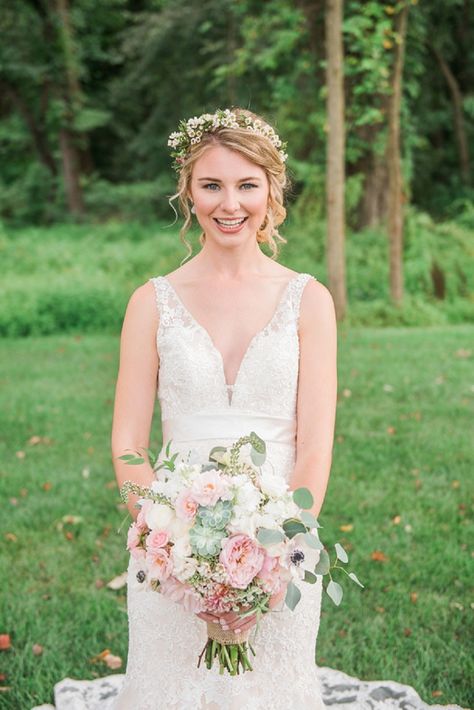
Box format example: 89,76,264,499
110,107,337,709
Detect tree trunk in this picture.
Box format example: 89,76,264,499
325,0,346,321
431,45,471,185
0,79,57,177
55,0,86,216
353,121,389,229
386,4,408,307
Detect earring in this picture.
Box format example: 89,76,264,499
191,204,196,214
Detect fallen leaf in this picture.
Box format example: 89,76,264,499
0,635,11,651
392,515,401,525
432,690,443,697
342,388,351,398
104,653,122,670
451,480,460,489
404,524,413,533
82,467,90,479
90,649,122,669
386,426,396,435
375,606,385,613
106,572,128,590
16,450,26,459
95,579,105,589
5,533,17,543
455,348,471,359
20,488,28,497
32,644,43,656
371,550,389,562
65,531,74,541
339,524,353,532
403,628,412,637
42,482,52,491
410,592,418,603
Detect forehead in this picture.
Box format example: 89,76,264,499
191,144,266,180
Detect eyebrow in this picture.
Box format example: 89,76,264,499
197,176,262,182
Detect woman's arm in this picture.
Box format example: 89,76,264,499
291,278,338,519
111,281,159,521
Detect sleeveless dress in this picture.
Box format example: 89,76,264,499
112,271,327,710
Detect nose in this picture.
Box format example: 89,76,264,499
220,189,241,213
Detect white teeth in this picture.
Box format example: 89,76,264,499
216,218,246,226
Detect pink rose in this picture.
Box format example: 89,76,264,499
219,534,265,590
160,577,204,613
257,553,283,594
191,469,229,507
146,548,173,581
146,528,170,553
127,522,145,560
175,489,198,521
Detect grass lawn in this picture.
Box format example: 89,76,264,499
0,324,473,709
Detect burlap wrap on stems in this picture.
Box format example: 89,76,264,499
206,621,251,645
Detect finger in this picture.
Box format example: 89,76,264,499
232,616,258,634
196,612,220,623
227,613,257,631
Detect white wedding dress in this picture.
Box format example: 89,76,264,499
112,271,327,710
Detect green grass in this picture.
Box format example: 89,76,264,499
1,325,473,709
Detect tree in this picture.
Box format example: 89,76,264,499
325,0,346,320
386,2,409,306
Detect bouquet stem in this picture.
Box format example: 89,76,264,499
197,621,255,675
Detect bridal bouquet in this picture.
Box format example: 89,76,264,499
119,432,363,675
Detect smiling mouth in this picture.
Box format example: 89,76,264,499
213,217,248,227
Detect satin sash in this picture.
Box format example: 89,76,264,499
162,411,296,448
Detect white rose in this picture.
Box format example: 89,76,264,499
172,555,198,583
228,513,258,538
260,472,288,498
145,503,175,530
233,480,262,512
169,519,192,545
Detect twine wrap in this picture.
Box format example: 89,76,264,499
206,621,251,646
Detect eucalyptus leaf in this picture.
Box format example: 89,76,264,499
118,454,138,461
300,510,320,528
335,543,348,563
348,572,365,588
314,548,330,575
257,528,285,546
209,446,227,463
249,431,266,454
124,457,145,465
250,447,266,466
292,487,314,510
304,570,317,584
283,519,307,538
303,532,323,550
285,581,301,611
326,580,343,606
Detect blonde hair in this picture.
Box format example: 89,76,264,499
168,107,290,262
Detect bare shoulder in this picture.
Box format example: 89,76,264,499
122,279,159,333
299,277,337,334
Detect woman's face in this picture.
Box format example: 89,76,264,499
189,144,269,247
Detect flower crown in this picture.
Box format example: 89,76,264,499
167,108,288,172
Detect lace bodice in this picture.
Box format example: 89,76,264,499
150,272,316,419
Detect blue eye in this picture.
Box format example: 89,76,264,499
202,183,258,191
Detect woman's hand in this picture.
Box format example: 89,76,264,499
195,583,288,635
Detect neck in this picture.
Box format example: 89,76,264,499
192,237,270,280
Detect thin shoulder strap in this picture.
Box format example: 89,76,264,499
289,273,317,316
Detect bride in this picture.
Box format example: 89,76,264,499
110,107,337,709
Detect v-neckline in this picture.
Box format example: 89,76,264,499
160,273,301,395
